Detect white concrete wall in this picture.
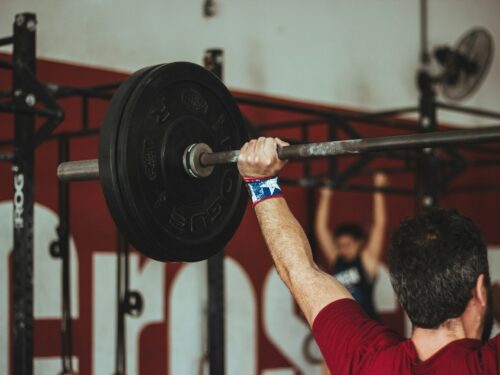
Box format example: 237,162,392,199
1,0,499,126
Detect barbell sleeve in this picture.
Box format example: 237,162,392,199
57,159,99,182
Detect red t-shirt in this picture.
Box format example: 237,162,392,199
312,299,500,374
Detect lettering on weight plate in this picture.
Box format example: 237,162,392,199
150,96,171,125
189,201,224,233
221,171,234,197
13,173,24,229
142,139,159,181
211,113,225,132
207,201,222,222
220,135,231,150
181,88,208,114
153,190,167,210
190,212,208,233
169,207,187,231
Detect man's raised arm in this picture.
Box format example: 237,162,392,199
237,137,352,326
315,188,339,269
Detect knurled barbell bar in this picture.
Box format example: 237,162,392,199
59,126,500,180
56,62,500,263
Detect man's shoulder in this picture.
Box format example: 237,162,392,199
363,337,500,374
484,333,500,351
454,337,500,374
313,298,403,349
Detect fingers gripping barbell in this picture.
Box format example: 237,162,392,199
57,62,500,263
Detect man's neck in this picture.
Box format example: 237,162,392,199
411,320,466,362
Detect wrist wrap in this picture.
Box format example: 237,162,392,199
243,176,283,206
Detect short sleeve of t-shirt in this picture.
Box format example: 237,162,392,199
480,334,500,371
312,298,403,374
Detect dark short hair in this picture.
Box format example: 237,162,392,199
389,208,489,329
334,223,365,241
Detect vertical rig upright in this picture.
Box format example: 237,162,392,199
12,12,37,375
204,48,226,375
416,68,439,210
52,136,76,375
415,0,439,211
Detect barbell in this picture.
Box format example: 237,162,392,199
57,62,500,263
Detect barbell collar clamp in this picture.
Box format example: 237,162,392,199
183,143,215,178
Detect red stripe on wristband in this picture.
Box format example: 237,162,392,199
242,176,275,183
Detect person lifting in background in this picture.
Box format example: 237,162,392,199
315,174,388,374
238,137,498,375
315,173,388,321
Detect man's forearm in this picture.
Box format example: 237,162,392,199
254,196,352,324
364,191,387,263
255,197,316,286
373,191,387,228
315,190,338,266
315,190,332,232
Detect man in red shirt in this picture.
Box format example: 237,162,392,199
237,137,497,374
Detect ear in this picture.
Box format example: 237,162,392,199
475,274,487,308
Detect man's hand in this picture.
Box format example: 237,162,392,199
237,137,289,178
374,172,388,188
319,187,333,197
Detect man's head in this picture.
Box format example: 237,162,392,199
389,208,490,333
334,223,365,262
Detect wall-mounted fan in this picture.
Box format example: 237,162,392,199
433,28,494,101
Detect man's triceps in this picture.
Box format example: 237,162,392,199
289,267,354,326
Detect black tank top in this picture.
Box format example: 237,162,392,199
331,255,379,320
